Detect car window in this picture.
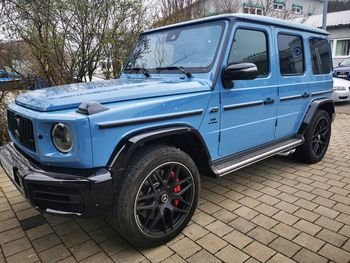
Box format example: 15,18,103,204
278,33,305,75
340,58,350,67
228,28,269,76
309,38,332,74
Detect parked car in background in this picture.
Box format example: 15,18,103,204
333,77,350,102
333,58,350,80
0,14,335,247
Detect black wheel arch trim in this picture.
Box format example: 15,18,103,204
107,125,212,176
298,98,335,134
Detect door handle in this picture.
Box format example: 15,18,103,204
301,92,310,98
264,98,275,105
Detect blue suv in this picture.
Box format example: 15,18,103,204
0,14,334,247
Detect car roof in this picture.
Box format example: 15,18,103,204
145,13,328,36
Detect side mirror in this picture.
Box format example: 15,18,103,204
338,62,341,66
222,63,258,89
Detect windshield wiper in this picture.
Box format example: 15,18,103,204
156,66,192,78
125,67,150,78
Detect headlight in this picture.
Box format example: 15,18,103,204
333,86,346,91
51,123,73,153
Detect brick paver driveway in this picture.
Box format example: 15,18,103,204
1,113,350,263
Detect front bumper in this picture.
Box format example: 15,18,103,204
333,90,350,102
0,143,114,217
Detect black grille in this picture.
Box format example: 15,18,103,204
7,110,36,151
27,183,85,214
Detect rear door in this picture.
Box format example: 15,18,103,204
219,22,278,156
274,29,311,138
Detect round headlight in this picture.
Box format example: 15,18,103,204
51,123,73,153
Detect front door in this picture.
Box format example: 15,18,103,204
219,23,278,156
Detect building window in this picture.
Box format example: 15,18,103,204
278,33,305,75
228,29,269,76
243,3,264,15
274,0,285,11
335,39,350,57
292,4,303,14
309,38,332,74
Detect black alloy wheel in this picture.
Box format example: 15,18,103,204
311,116,330,158
134,162,195,237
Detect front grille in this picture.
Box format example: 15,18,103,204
7,110,36,151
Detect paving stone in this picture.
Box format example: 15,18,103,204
141,245,173,263
192,212,216,226
26,224,54,240
205,220,233,237
111,247,145,263
212,209,237,223
199,202,221,214
15,208,40,221
215,245,249,263
316,228,348,247
294,208,320,222
182,223,209,241
314,206,340,219
294,220,322,236
80,252,113,263
0,217,20,233
318,243,350,263
247,226,277,245
255,203,280,216
293,248,328,263
170,237,201,259
234,206,259,220
99,235,129,256
61,230,90,247
187,249,221,263
6,248,39,263
273,211,299,226
223,230,253,249
31,233,62,252
39,244,71,263
251,214,278,229
269,237,301,257
267,253,296,263
244,241,276,262
1,237,31,257
69,240,101,261
196,233,227,254
88,225,117,243
271,223,300,240
53,221,81,236
293,233,325,252
0,227,25,244
315,216,344,232
342,239,350,252
229,217,256,233
160,254,186,263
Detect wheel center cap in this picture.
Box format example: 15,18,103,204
160,193,169,203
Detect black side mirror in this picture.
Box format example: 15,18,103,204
222,62,258,89
338,62,341,66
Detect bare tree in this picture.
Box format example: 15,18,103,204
214,0,240,14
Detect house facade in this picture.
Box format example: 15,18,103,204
204,0,324,17
304,10,350,66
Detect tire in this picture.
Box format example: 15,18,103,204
111,144,200,247
294,110,331,164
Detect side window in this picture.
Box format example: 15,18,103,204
278,33,304,75
228,28,269,76
309,38,332,74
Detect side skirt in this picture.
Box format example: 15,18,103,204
211,136,304,177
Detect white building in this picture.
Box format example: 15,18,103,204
203,0,324,17
303,10,350,66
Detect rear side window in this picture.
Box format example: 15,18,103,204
309,38,332,74
228,28,269,76
278,33,304,75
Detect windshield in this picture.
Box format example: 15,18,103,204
125,22,224,73
340,58,350,67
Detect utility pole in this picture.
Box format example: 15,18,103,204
322,0,328,30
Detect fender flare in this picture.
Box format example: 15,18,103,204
298,98,335,134
107,125,212,176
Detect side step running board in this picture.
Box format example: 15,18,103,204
212,137,304,177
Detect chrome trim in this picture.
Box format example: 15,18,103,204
223,100,264,111
216,139,303,177
311,90,333,96
98,109,204,129
280,95,302,102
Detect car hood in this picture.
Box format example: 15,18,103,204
333,77,350,87
334,66,350,72
15,78,211,112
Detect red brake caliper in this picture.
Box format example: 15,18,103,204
170,171,181,207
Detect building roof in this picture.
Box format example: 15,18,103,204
146,13,328,35
303,10,350,28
